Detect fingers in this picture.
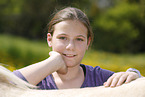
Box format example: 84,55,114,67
104,72,124,87
49,51,68,74
125,72,139,83
116,74,128,86
104,72,139,88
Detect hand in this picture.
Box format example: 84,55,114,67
104,72,139,87
49,51,67,74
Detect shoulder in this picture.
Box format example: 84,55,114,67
82,64,114,74
81,64,114,86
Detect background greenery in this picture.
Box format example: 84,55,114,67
0,0,144,53
0,35,145,76
0,0,145,75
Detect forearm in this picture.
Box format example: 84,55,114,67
19,57,62,85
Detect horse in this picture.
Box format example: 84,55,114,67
0,65,145,97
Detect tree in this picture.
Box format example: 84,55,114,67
92,1,145,53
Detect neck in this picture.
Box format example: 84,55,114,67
53,65,83,81
52,65,84,89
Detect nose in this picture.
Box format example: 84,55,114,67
66,40,75,51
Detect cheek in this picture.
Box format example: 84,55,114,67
76,43,88,54
52,42,64,52
76,42,88,50
51,38,62,51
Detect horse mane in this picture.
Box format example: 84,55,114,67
0,64,145,97
0,64,37,89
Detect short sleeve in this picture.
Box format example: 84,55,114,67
81,64,114,87
99,68,114,82
13,70,28,82
92,66,114,86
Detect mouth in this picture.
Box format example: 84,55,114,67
62,53,77,58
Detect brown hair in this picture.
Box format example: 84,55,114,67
47,7,93,45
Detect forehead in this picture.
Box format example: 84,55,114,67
53,20,88,36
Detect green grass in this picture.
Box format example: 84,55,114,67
82,50,145,75
0,34,50,68
0,34,145,76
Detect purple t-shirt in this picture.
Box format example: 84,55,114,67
13,64,114,89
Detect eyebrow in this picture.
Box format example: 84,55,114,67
77,35,86,38
58,33,67,36
58,33,86,38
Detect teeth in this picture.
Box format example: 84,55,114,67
66,54,74,57
64,54,75,57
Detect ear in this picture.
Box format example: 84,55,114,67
47,33,52,47
86,37,91,50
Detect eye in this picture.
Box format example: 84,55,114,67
58,36,67,40
76,38,84,41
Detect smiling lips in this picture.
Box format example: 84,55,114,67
63,54,77,58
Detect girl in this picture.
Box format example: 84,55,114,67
13,7,140,89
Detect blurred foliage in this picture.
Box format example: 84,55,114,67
92,1,145,53
0,34,50,69
0,0,144,53
0,34,145,76
0,0,91,39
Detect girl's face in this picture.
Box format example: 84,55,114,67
47,20,90,68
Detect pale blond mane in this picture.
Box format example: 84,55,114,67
0,64,145,97
0,65,36,89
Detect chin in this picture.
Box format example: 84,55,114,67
64,60,81,68
66,63,78,68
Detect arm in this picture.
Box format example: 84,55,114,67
19,51,67,85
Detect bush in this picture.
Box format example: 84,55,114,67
92,2,145,53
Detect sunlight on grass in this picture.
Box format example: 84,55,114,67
0,34,50,68
82,50,145,75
